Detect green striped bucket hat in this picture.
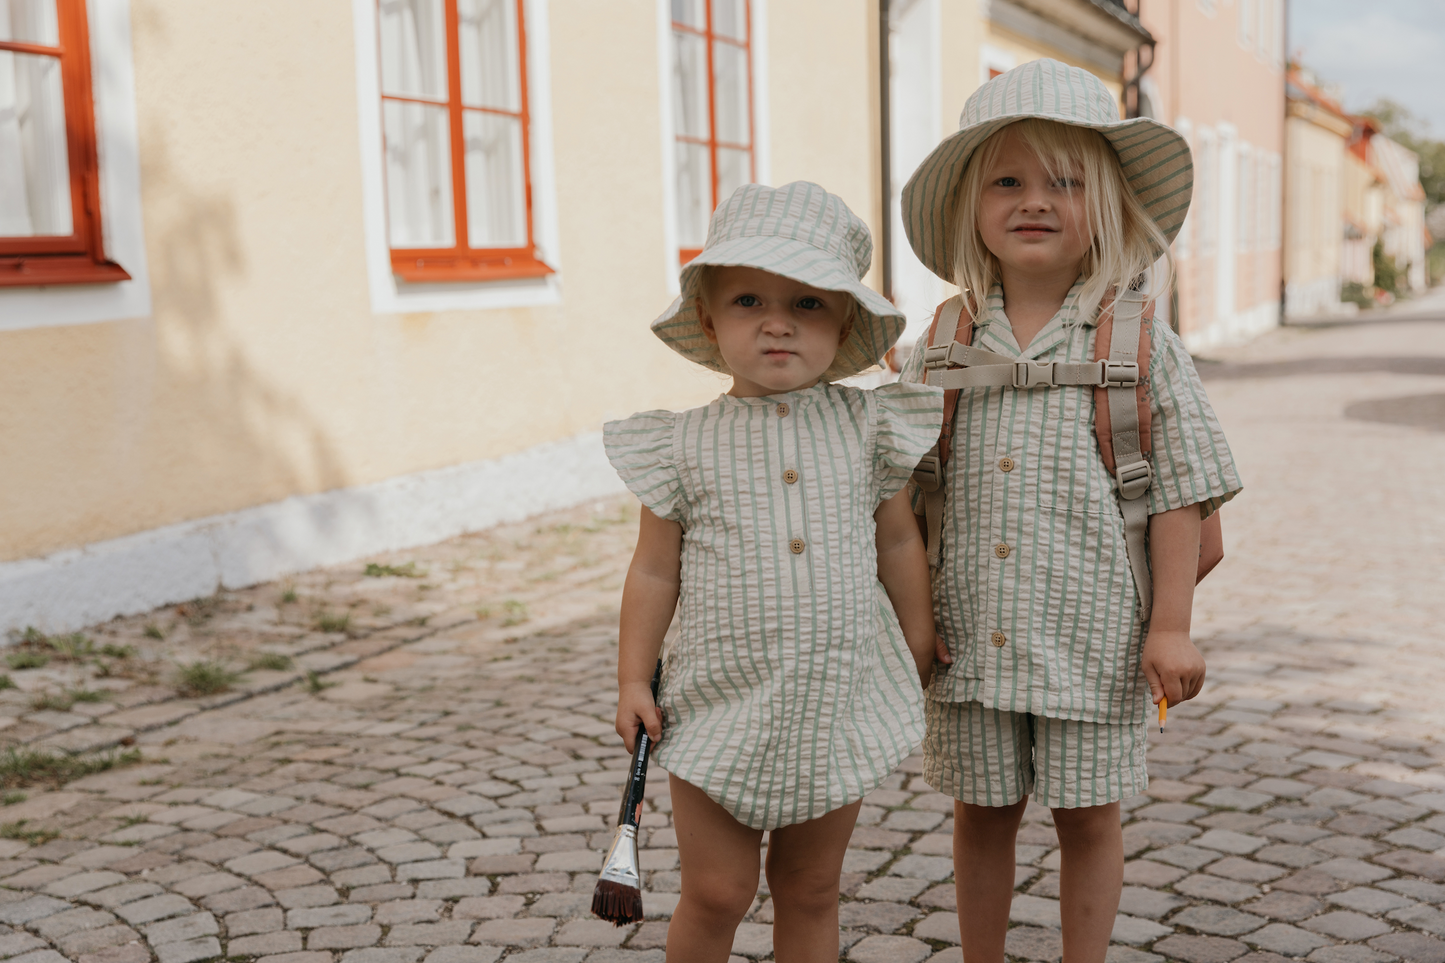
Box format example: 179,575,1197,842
653,181,905,382
902,58,1193,282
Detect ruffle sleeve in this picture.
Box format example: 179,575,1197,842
870,381,945,501
603,411,686,522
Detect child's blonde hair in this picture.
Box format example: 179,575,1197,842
953,118,1174,322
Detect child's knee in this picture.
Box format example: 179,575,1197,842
1051,802,1121,843
766,863,841,914
682,872,758,924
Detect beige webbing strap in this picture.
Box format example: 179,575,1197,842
927,359,1139,390
912,295,966,568
1107,293,1154,620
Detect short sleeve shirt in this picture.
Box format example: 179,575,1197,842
900,282,1242,725
604,381,943,829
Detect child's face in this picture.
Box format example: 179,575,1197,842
976,129,1092,281
697,266,852,398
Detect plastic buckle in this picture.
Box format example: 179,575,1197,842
1100,361,1140,387
1115,460,1153,500
1013,361,1055,388
912,454,942,492
922,345,951,369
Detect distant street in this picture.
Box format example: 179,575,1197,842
1,293,1444,963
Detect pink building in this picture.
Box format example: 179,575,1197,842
1135,0,1286,349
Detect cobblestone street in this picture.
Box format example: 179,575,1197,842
3,295,1445,963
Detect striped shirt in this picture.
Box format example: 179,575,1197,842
901,281,1242,725
604,381,944,829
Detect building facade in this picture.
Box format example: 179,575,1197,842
1283,67,1351,317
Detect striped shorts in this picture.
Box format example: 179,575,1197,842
923,700,1148,809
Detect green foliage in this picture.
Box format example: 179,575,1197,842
0,821,58,845
500,600,529,627
102,643,137,659
0,746,141,789
1,792,26,806
142,622,165,640
6,650,48,670
364,561,425,578
0,675,13,691
173,660,240,697
279,586,299,604
304,670,336,695
247,652,294,672
1341,281,1373,308
30,692,73,712
313,611,352,634
1372,239,1401,296
1362,99,1445,210
69,689,106,703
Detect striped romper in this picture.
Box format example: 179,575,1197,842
902,281,1242,809
604,380,944,830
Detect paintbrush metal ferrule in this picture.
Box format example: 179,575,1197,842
597,823,641,888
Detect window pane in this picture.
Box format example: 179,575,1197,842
458,0,520,112
717,146,750,208
383,99,454,247
463,110,526,248
712,40,750,146
0,0,59,46
712,0,746,41
0,50,72,237
675,141,709,248
671,0,705,30
672,30,708,140
379,0,448,101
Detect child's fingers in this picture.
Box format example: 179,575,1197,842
934,634,953,664
643,706,664,743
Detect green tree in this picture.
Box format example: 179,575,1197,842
1361,99,1445,210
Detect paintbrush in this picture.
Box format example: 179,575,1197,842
592,659,661,926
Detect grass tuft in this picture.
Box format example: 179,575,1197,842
30,692,73,712
1,792,25,806
304,670,336,695
173,661,240,697
0,746,142,790
5,651,48,671
142,622,165,640
313,611,351,634
279,586,299,604
69,689,107,703
101,643,137,659
247,652,294,672
364,561,425,578
0,820,59,845
44,632,95,662
0,675,13,691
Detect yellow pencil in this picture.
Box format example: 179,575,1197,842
1159,696,1168,734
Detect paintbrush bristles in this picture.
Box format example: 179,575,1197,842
591,878,644,925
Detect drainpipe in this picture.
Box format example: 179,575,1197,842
879,0,893,304
1122,1,1155,121
1279,0,1289,325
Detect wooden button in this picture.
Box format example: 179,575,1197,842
783,469,799,484
789,538,805,554
994,543,1010,559
991,631,1007,647
776,403,790,417
999,457,1015,472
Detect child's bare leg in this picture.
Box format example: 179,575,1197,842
765,799,863,963
1053,802,1123,963
954,798,1028,963
667,775,763,962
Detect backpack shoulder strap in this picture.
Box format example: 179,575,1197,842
1093,293,1155,619
912,295,972,567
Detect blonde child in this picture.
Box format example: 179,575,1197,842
898,60,1242,963
605,182,944,962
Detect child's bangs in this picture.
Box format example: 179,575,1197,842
1007,118,1097,184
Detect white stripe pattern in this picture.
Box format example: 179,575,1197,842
902,282,1241,725
605,381,944,829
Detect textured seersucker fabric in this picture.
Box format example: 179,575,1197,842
604,381,944,830
901,281,1241,725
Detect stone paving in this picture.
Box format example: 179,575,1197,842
2,296,1445,963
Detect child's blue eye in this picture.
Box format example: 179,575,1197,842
796,297,823,310
736,294,761,307
997,176,1020,188
1053,177,1083,190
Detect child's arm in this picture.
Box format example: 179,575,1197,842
876,490,950,687
616,506,682,753
1141,504,1207,706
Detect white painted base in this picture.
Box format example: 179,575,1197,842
1284,276,1345,320
0,432,627,637
1184,301,1281,353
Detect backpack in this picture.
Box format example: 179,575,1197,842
909,291,1224,622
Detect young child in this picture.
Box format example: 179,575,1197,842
898,60,1242,963
605,181,943,963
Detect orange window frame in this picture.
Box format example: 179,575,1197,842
0,0,129,287
379,0,552,284
675,0,755,264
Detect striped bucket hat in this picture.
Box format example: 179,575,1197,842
902,58,1193,282
653,181,905,382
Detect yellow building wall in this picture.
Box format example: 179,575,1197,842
984,24,1125,100
1284,114,1346,289
0,0,882,563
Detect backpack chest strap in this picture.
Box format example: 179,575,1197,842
924,354,1141,390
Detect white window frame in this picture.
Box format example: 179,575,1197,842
352,0,562,313
0,0,151,333
1237,0,1254,50
1172,116,1193,261
657,0,770,286
980,43,1017,85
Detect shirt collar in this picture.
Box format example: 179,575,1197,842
977,277,1087,360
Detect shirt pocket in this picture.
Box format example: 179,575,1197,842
1029,387,1117,517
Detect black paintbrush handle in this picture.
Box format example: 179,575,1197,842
618,660,662,829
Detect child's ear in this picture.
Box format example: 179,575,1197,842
697,296,720,345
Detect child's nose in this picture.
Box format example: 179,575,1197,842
760,309,794,334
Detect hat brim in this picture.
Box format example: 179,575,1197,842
902,114,1194,283
651,235,906,382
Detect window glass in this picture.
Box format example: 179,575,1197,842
716,146,750,207
0,0,59,46
0,49,72,237
458,0,520,112
379,0,448,101
672,30,708,140
675,141,710,248
671,0,705,30
464,110,526,247
712,0,746,41
712,40,750,146
383,100,454,247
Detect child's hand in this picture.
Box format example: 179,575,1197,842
934,633,953,667
616,681,663,754
1142,628,1205,706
